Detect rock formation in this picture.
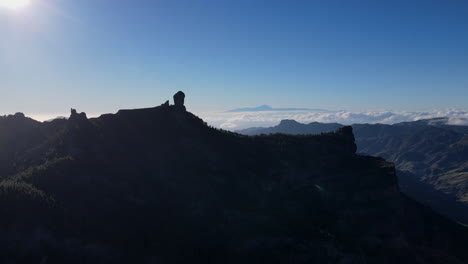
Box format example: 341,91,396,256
337,126,358,154
173,91,185,107
69,108,88,123
13,112,26,119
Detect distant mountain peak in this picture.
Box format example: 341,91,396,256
226,105,328,112
279,119,301,125
13,112,25,119
256,105,273,110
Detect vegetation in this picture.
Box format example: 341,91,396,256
0,106,467,263
237,118,468,224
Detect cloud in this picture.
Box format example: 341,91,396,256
196,109,468,130
22,109,468,130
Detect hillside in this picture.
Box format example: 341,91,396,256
353,122,468,223
1,97,468,263
239,119,343,136
237,119,468,224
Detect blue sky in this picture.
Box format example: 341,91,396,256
1,0,468,119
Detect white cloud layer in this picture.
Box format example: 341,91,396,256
196,109,468,130
22,109,468,131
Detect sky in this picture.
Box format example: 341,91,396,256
1,0,468,122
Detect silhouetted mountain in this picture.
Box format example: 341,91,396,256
1,99,468,263
44,116,68,122
395,117,468,134
239,119,343,135
0,112,64,178
227,105,329,112
238,119,468,224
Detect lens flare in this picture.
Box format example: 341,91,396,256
0,0,30,10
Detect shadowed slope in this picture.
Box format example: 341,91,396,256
0,106,467,263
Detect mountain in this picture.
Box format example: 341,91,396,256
226,105,329,112
353,122,468,223
395,117,468,134
238,119,343,136
0,112,63,178
44,116,68,122
1,97,468,263
237,119,468,224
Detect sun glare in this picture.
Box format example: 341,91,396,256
0,0,30,10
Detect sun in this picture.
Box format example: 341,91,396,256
0,0,30,10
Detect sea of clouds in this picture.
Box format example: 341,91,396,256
196,109,468,130
26,109,468,131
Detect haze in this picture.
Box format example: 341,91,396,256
1,0,467,120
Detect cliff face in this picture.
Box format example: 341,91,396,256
0,106,468,263
237,119,468,224
352,123,468,224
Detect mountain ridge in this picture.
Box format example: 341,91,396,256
1,96,468,263
237,118,468,224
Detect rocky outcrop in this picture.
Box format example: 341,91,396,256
69,108,88,122
11,112,26,119
337,126,358,154
173,91,185,108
